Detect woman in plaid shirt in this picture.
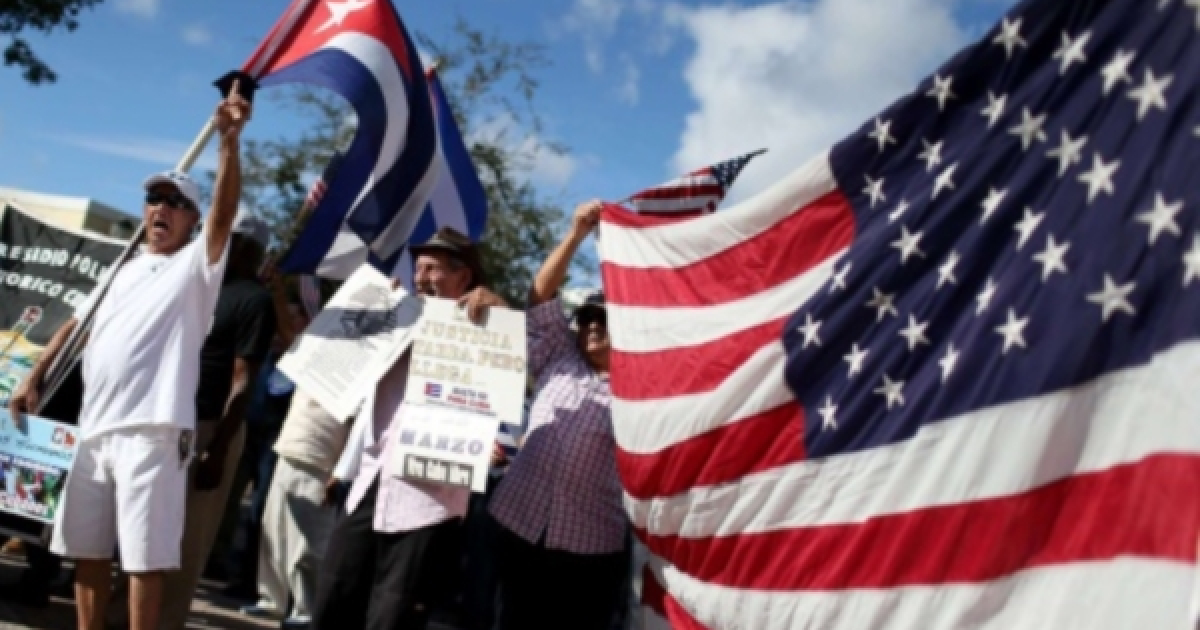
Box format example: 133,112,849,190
489,200,629,630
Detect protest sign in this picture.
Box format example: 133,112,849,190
278,264,421,422
0,204,125,411
406,297,527,426
386,403,500,493
0,411,77,524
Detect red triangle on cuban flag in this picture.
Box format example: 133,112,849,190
242,0,418,81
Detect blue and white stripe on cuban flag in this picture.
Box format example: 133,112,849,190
278,67,488,281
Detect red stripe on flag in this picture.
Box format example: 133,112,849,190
643,569,711,630
602,203,708,228
641,566,667,616
631,184,725,201
604,191,855,308
618,403,804,500
638,454,1200,591
610,318,785,401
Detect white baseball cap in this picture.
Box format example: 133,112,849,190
143,171,203,212
232,209,271,249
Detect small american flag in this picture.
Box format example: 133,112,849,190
601,0,1200,628
626,149,765,216
297,275,322,319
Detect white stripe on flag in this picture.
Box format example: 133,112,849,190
625,340,1200,537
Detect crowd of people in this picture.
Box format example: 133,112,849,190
1,83,635,630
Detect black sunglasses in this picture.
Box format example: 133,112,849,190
145,192,195,211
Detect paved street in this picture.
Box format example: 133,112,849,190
0,553,274,630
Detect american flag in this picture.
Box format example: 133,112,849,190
297,275,322,319
599,1,1200,628
626,149,764,216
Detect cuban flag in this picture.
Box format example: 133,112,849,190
243,0,476,279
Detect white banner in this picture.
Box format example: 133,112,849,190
405,297,527,426
278,265,420,422
386,402,500,493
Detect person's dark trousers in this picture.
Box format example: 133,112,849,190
461,472,504,630
496,526,628,630
220,425,280,597
312,478,462,630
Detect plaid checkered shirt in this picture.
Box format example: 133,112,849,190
488,298,628,555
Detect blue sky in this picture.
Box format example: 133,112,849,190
0,0,1016,228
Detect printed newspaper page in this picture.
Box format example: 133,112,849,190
278,265,421,422
404,297,528,426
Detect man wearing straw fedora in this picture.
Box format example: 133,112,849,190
8,83,251,630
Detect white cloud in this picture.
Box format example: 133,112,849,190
664,0,968,202
618,55,641,105
114,0,159,19
469,115,577,190
48,133,218,172
560,0,624,73
182,24,212,47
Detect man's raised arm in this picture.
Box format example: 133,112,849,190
206,80,252,265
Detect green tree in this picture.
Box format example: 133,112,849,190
3,0,104,84
226,19,568,306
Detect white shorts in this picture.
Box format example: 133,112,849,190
51,425,193,572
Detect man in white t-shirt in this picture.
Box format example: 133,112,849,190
8,85,251,630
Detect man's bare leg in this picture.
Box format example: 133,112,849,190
74,558,112,630
129,571,165,630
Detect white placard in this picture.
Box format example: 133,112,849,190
385,403,500,493
405,297,527,426
278,265,421,422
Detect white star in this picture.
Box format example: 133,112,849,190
868,118,897,153
797,313,823,349
1077,153,1120,203
818,396,838,431
1100,49,1136,95
938,344,960,383
937,250,960,289
980,187,1008,224
898,315,931,351
1013,207,1046,250
1008,108,1048,150
1052,30,1091,75
874,375,905,410
866,287,898,322
918,138,944,172
995,308,1030,355
932,163,958,200
1046,130,1087,177
316,0,372,33
1127,69,1174,121
927,74,956,110
888,200,910,224
891,226,926,264
1187,0,1200,29
863,175,887,208
992,17,1027,58
976,277,998,315
981,91,1007,128
1087,275,1137,322
844,343,868,377
1032,235,1070,282
829,262,852,293
1136,194,1184,245
1182,234,1200,287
